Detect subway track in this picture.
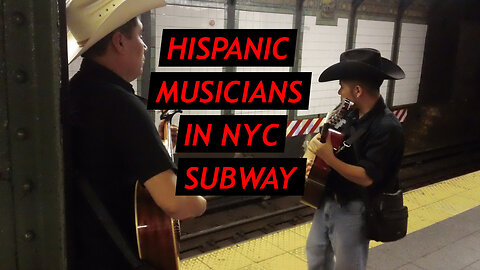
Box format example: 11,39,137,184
178,140,480,259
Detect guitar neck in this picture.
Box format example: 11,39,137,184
319,123,332,143
161,109,182,162
162,119,174,161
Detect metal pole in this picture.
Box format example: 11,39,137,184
0,0,67,269
0,2,16,269
346,0,364,50
387,0,413,108
223,0,236,116
288,0,305,121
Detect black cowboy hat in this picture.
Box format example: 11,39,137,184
318,48,405,82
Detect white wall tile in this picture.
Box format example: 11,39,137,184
68,57,82,79
297,17,348,117
155,5,225,116
355,19,395,98
393,23,428,106
234,10,293,116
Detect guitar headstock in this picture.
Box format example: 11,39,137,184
326,99,354,127
320,99,355,143
160,109,182,161
160,109,183,123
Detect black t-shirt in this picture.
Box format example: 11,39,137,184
68,59,176,269
325,97,405,202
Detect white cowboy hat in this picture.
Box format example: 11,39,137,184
66,0,166,64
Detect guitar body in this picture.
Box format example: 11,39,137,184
135,182,180,270
301,129,345,209
135,109,182,270
300,99,354,209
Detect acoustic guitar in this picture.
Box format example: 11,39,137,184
301,99,355,209
135,109,182,270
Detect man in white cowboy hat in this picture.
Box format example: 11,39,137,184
66,0,206,269
304,48,405,270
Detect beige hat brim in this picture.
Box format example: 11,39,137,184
67,0,165,64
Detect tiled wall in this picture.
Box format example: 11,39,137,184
67,5,427,123
354,19,395,98
235,10,294,116
393,23,428,106
155,5,225,73
155,5,226,125
297,17,349,116
68,57,82,80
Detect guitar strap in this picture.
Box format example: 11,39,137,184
337,125,368,154
76,175,156,270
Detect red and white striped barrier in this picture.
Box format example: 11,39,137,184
287,117,324,137
286,109,408,137
393,109,408,123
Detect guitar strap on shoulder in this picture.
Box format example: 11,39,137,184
76,175,151,270
337,125,368,154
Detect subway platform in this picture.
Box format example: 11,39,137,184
179,170,480,270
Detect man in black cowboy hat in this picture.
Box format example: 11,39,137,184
304,48,405,270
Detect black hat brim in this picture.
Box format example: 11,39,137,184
318,57,405,82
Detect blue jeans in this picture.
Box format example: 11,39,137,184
306,198,369,270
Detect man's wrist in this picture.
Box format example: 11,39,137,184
323,154,336,167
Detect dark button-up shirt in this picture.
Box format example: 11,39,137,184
68,58,176,269
326,97,405,202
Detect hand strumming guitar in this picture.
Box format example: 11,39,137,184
314,133,335,165
305,132,335,166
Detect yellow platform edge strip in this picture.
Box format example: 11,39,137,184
181,170,480,269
